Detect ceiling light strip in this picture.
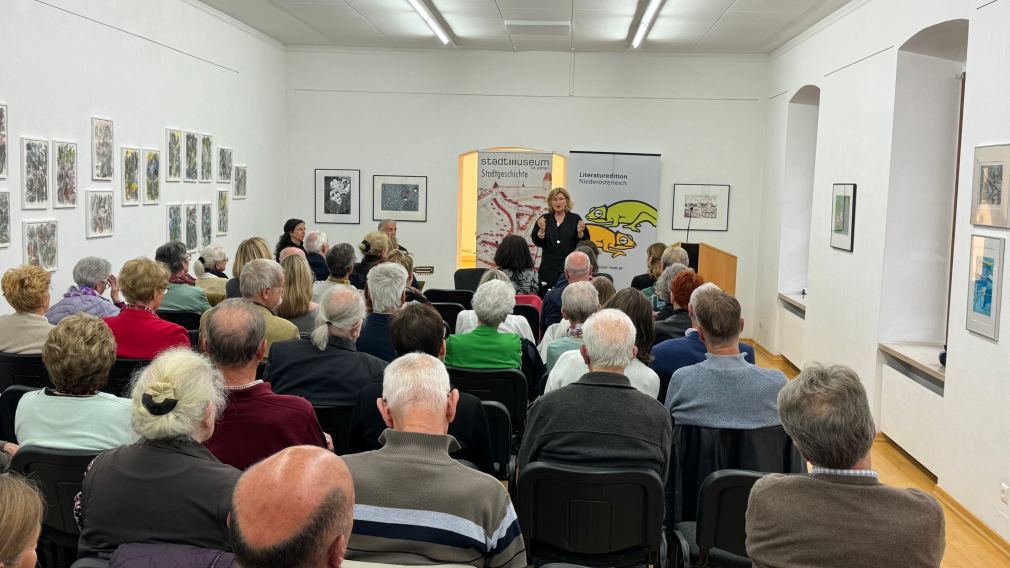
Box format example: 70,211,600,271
631,0,663,48
406,0,450,45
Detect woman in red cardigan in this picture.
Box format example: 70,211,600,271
103,258,190,359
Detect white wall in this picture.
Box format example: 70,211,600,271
0,0,287,310
778,97,819,293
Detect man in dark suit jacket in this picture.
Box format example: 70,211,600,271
304,230,330,282
541,251,592,330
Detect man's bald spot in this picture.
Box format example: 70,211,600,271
565,251,591,275
280,247,307,261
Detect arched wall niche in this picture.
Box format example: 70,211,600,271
777,84,821,295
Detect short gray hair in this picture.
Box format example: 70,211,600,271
473,279,514,327
654,264,690,301
583,309,636,369
564,251,591,279
200,243,227,264
561,281,599,323
240,259,283,298
778,363,875,468
312,287,366,350
129,348,225,440
155,241,189,274
325,243,356,278
304,231,328,254
382,353,451,415
688,282,722,313
204,299,265,367
73,256,113,288
367,263,407,313
479,269,510,286
377,219,394,231
661,246,690,269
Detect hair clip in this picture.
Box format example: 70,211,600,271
142,393,178,416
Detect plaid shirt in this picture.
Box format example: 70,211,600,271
812,466,878,478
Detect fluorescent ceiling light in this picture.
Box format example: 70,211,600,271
631,0,663,48
406,0,451,45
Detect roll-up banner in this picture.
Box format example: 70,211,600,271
475,151,554,268
568,151,661,289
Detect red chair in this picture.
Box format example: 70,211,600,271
515,294,543,311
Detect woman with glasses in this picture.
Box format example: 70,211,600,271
155,241,210,314
0,265,54,354
45,256,124,324
102,258,190,359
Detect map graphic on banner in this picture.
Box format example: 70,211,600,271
475,151,553,268
568,151,661,289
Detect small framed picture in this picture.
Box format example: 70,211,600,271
315,168,359,224
91,117,114,181
185,203,199,251
971,144,1010,228
143,148,161,205
217,147,233,183
121,146,141,206
967,234,1004,341
52,140,78,209
23,219,58,271
671,184,730,231
217,189,229,236
184,132,198,182
200,202,212,247
167,204,182,242
830,183,857,251
199,134,213,183
166,128,182,182
373,175,427,222
0,104,8,180
0,191,10,247
86,189,114,238
21,136,49,210
234,165,247,199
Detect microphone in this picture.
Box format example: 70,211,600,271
686,206,695,244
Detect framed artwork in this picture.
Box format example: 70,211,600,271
21,137,49,210
166,128,182,182
200,202,212,247
830,183,857,251
967,234,1004,341
0,191,9,247
53,141,77,208
372,175,427,222
0,103,7,179
166,204,182,242
184,132,198,182
971,144,1010,228
185,203,198,251
121,147,141,206
23,219,58,271
91,117,113,181
671,184,730,231
217,190,229,235
315,168,359,224
233,165,247,199
199,134,213,183
217,147,232,183
86,190,114,238
143,148,160,205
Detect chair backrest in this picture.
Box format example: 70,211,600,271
512,304,541,341
104,358,152,397
0,352,51,391
695,469,765,562
12,446,99,536
481,401,512,481
314,404,356,455
431,302,465,334
426,289,473,310
155,310,202,330
454,268,488,292
447,367,527,431
517,461,663,567
1,385,40,443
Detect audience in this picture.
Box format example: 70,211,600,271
350,231,389,289
313,242,357,302
0,473,43,568
274,218,306,261
746,363,945,567
665,288,785,427
155,241,211,313
342,353,526,568
194,243,229,306
494,234,539,294
304,230,330,281
226,237,272,299
379,218,407,253
576,244,600,276
230,446,355,568
455,269,534,341
631,242,667,290
590,274,616,306
0,265,53,354
652,263,690,318
279,246,307,261
76,348,240,557
356,262,406,361
543,281,599,372
268,287,386,406
103,257,190,359
541,250,592,330
46,256,123,324
386,249,424,301
446,279,521,369
276,255,320,334
643,245,690,307
654,270,704,343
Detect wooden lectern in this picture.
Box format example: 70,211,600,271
672,242,737,296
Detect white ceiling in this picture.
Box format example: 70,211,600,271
200,0,854,53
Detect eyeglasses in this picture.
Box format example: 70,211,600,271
441,321,449,340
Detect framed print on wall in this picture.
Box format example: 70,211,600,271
185,203,198,251
121,146,141,206
23,219,58,271
0,191,10,247
167,204,182,243
967,234,1004,341
143,148,160,205
184,132,198,182
671,184,730,231
0,104,8,179
166,128,182,182
233,165,247,199
91,117,113,181
200,202,212,247
373,175,427,222
315,168,359,224
217,147,233,183
217,189,229,236
53,140,78,208
830,183,857,252
971,144,1010,228
86,189,114,238
21,136,49,210
199,134,213,183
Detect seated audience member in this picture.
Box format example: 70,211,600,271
76,349,240,557
203,299,327,470
13,314,133,451
651,283,755,386
446,279,521,369
643,245,690,305
665,288,785,427
543,281,599,372
545,289,660,398
356,262,406,361
631,242,667,291
103,258,190,359
46,256,123,324
386,249,424,302
156,241,211,313
343,353,526,568
313,242,357,302
541,251,592,330
350,231,390,289
0,265,54,354
304,230,330,281
230,446,355,568
746,364,945,567
226,237,272,299
379,219,408,252
520,309,671,481
194,244,229,306
455,270,534,341
576,245,600,277
276,255,320,334
268,288,386,406
652,263,691,318
591,275,616,306
279,246,306,261
494,234,539,295
0,473,44,568
654,271,705,344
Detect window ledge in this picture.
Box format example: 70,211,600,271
878,341,946,383
778,291,807,313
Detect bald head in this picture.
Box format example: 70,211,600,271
231,446,355,568
564,251,591,283
203,298,266,367
280,246,307,261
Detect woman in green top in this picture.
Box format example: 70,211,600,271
445,279,521,369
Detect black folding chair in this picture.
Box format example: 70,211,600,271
0,352,51,390
314,404,356,455
1,385,40,443
513,303,541,341
431,302,466,334
454,268,488,292
155,310,202,330
105,358,152,397
481,401,514,482
671,469,764,568
425,289,474,310
447,367,527,432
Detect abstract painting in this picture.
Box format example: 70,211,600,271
185,132,198,182
121,147,140,206
167,204,182,243
233,165,247,199
967,234,1004,341
166,128,182,182
373,175,427,222
971,145,1010,228
0,104,7,179
200,134,213,183
143,149,160,205
53,141,78,208
315,168,359,224
217,147,233,183
86,190,114,238
201,203,212,247
185,203,198,251
91,117,114,181
23,220,58,271
0,191,9,247
671,184,730,231
829,183,856,252
217,190,229,235
21,137,49,210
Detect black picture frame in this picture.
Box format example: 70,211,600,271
829,183,857,252
315,168,360,224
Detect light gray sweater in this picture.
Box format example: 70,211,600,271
0,312,54,354
665,353,787,429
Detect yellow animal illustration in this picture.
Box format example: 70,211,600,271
587,224,637,258
584,200,658,232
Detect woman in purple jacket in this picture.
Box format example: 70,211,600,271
45,257,124,324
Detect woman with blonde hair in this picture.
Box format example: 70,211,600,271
386,249,425,303
276,255,319,334
591,275,617,306
531,187,585,288
226,237,271,299
0,474,43,568
0,265,54,354
632,242,667,291
350,230,390,289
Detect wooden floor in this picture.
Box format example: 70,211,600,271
756,351,1010,567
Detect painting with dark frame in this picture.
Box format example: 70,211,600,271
830,183,856,252
372,175,427,222
315,168,360,224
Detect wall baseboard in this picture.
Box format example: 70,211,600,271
934,486,1010,561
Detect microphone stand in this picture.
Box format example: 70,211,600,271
686,206,695,243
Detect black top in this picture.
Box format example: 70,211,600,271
225,277,240,299
630,273,655,290
349,256,382,289
653,309,692,345
274,238,305,261
355,313,397,362
307,252,329,281
266,336,387,406
530,211,583,289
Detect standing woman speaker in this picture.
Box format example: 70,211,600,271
531,187,585,289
